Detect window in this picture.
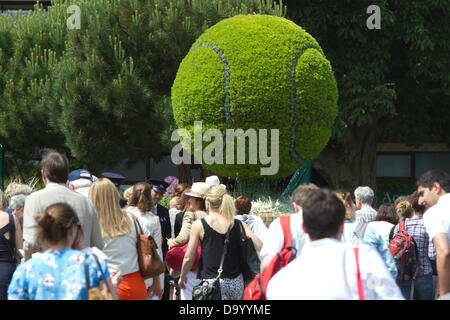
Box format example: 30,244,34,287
415,153,450,178
376,154,411,178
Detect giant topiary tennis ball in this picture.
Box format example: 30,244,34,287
171,14,338,179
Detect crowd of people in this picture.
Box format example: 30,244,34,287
0,150,448,300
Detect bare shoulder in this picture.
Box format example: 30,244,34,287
0,211,9,225
192,219,203,229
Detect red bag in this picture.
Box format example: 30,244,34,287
243,216,296,300
389,220,419,282
165,241,201,271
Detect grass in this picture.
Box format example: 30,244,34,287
248,195,293,214
4,175,42,192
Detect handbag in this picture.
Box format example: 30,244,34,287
165,212,201,271
237,220,260,285
133,217,165,279
166,241,201,271
84,254,113,300
192,224,232,300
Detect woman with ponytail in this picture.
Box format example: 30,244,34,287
178,185,262,300
7,203,115,300
126,182,163,300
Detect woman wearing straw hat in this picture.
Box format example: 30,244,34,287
167,182,209,300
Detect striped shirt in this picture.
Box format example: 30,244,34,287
355,205,378,223
393,216,435,276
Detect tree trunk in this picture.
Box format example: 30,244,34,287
177,163,191,185
312,123,378,194
200,167,216,182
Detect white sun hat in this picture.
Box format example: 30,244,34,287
205,175,226,189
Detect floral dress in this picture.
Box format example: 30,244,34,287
7,249,109,300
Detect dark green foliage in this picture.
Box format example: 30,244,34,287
281,0,450,189
49,0,166,170
0,5,67,162
284,0,450,144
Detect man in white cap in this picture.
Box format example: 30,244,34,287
68,169,94,198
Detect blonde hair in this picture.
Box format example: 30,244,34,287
89,178,132,238
395,200,413,219
123,186,134,202
169,196,183,210
205,185,235,225
0,190,6,210
5,183,32,201
334,191,354,220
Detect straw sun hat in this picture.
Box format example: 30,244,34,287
184,182,209,199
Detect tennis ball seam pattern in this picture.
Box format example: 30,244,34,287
290,46,314,163
191,42,232,129
191,43,315,165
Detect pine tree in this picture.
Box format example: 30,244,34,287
0,3,68,164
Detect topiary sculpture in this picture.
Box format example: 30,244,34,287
171,14,338,179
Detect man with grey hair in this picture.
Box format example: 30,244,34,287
354,186,377,223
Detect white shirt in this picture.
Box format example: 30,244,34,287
235,214,268,242
168,209,181,238
102,213,150,276
260,211,309,259
423,193,450,246
74,187,91,198
266,238,404,300
369,221,394,244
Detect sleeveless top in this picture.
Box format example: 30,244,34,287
197,218,241,279
0,211,16,263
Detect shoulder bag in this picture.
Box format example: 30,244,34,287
133,216,165,279
84,254,113,300
192,224,232,300
237,220,260,285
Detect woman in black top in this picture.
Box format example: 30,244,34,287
0,210,22,299
178,185,262,299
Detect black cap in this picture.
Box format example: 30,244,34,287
147,179,170,194
102,172,126,188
